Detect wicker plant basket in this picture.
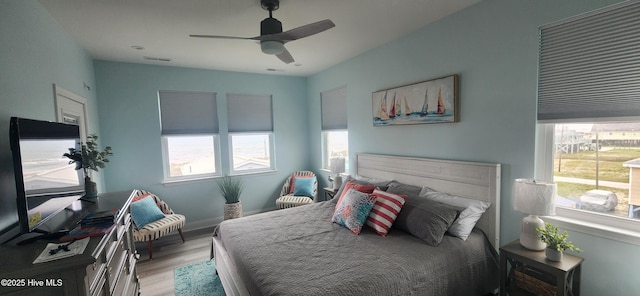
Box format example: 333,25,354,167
224,201,243,220
514,266,556,296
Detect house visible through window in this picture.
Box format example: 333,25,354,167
551,123,640,220
158,91,220,181
227,93,275,174
321,86,348,170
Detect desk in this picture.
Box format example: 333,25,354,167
323,187,337,201
500,239,583,296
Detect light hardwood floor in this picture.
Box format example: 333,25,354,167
135,228,215,296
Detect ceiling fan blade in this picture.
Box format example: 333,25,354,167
261,19,335,42
276,47,294,64
189,34,260,41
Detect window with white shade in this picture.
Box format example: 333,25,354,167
321,86,349,170
227,93,275,174
158,91,220,182
534,1,640,245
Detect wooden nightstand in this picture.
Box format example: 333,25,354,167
500,239,583,296
323,187,337,201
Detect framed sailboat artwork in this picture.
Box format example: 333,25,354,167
372,74,458,126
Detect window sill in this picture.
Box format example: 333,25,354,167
162,176,219,186
543,214,640,247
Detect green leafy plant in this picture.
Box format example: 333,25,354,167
536,222,582,252
217,175,243,204
63,134,113,178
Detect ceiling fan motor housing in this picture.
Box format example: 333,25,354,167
261,17,282,36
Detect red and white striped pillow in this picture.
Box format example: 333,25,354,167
366,189,407,236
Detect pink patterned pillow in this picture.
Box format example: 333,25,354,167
332,189,376,235
366,189,407,236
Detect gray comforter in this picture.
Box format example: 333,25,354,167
214,201,498,296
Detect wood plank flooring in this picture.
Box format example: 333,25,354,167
135,228,214,296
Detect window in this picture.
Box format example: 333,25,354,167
227,93,275,174
159,91,220,182
321,86,348,170
541,122,640,220
324,130,349,168
535,1,640,244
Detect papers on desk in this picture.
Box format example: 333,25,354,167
33,237,90,264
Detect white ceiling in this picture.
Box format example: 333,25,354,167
39,0,479,76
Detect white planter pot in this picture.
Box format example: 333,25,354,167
224,201,242,220
545,247,563,262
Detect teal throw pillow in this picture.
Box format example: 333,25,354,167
130,196,165,229
293,176,316,198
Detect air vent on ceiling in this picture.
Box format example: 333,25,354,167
143,56,172,62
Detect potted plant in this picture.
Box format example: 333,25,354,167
64,134,113,198
536,222,582,261
217,175,243,220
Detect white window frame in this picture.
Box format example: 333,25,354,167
228,132,276,175
535,123,640,246
161,133,221,183
322,129,349,172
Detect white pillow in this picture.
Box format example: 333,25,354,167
419,187,491,240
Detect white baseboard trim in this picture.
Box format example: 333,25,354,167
182,207,277,234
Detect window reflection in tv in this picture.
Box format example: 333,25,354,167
20,139,81,193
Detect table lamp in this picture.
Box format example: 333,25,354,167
329,158,345,190
512,178,557,251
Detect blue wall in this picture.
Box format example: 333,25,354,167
0,0,98,240
307,0,636,294
2,0,638,294
94,61,309,222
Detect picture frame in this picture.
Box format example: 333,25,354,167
372,74,458,126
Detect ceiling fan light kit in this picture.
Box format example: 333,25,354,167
261,40,284,55
190,0,334,64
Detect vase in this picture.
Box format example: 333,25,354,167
545,247,563,262
84,176,98,198
224,201,242,220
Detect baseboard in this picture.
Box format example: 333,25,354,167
182,207,277,234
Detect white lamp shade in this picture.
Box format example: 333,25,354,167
329,158,345,174
513,179,557,216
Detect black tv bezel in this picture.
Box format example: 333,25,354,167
9,117,85,234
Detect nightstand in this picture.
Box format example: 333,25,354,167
500,239,583,296
323,187,337,201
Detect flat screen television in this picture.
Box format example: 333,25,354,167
9,117,85,235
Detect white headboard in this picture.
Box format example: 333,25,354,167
354,153,501,250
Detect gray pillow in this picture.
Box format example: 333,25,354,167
354,175,392,191
419,188,491,240
393,197,460,246
385,181,423,197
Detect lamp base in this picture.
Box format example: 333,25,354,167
519,215,547,251
332,176,342,190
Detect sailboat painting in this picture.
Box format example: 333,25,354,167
372,75,458,126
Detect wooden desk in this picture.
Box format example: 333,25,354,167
500,239,583,296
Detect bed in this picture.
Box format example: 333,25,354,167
212,153,501,296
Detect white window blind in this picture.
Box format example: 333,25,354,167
227,93,273,132
537,1,640,123
321,86,347,130
159,91,218,134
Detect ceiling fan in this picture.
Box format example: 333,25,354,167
190,0,335,64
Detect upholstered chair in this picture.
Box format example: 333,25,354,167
131,189,186,259
275,171,318,209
